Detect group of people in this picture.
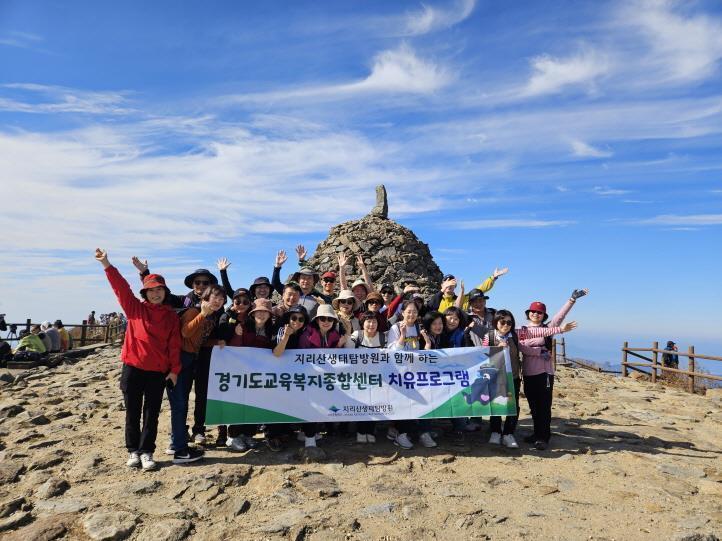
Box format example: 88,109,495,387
94,245,587,471
0,319,73,364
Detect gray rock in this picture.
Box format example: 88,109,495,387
360,502,395,516
28,450,69,471
36,477,70,498
34,497,90,514
297,446,327,463
676,535,720,541
141,519,192,541
0,497,24,518
658,463,707,479
255,509,309,534
677,516,711,530
29,414,51,425
125,497,191,518
3,516,67,541
0,511,32,533
0,402,24,418
128,479,161,495
0,461,25,484
294,472,341,498
0,373,15,383
82,511,138,541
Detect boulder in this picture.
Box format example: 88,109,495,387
82,511,138,541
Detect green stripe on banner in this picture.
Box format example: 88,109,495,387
421,373,518,419
205,399,306,425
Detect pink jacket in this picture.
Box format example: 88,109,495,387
520,298,575,377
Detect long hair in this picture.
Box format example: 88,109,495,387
492,309,517,339
443,306,467,329
422,310,445,335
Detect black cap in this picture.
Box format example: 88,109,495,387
233,288,251,299
442,274,455,281
380,283,395,293
468,288,489,301
184,269,219,289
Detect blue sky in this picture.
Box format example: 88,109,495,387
1,0,721,370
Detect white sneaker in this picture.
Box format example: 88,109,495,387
394,432,413,449
366,434,376,443
140,453,157,471
297,431,322,442
502,434,519,449
126,451,140,468
304,436,317,448
164,445,176,456
193,433,206,445
226,436,247,452
386,426,399,441
419,432,438,448
492,396,509,405
489,432,502,445
356,433,368,443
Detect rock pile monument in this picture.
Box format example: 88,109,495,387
306,185,443,294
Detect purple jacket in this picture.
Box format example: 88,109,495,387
520,299,575,377
298,326,342,349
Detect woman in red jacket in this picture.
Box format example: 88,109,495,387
95,248,181,471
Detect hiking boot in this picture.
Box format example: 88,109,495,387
419,432,438,448
172,447,204,464
534,440,547,451
126,451,140,468
139,453,157,471
386,426,399,441
489,432,502,445
226,436,247,451
304,436,317,448
465,420,482,432
394,432,413,449
366,434,376,443
523,433,536,444
502,434,519,449
242,435,259,449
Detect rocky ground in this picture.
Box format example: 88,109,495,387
0,345,720,541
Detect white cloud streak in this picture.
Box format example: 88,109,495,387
402,0,476,36
592,186,631,196
636,214,722,226
0,83,134,115
570,140,613,158
520,48,610,97
449,219,576,230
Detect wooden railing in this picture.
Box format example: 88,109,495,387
3,319,124,348
622,342,722,393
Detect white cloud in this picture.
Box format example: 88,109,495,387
623,0,722,84
556,185,569,192
0,83,134,115
592,186,631,196
0,31,43,50
637,214,722,226
449,219,575,230
570,139,613,158
403,0,476,36
521,48,610,97
222,45,451,104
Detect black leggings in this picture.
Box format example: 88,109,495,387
523,373,555,442
192,346,212,435
489,377,521,435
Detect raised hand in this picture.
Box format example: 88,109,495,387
355,255,366,269
131,256,148,273
275,250,288,268
95,248,110,268
492,267,509,279
459,280,465,295
295,244,307,260
441,277,457,292
399,321,407,339
337,334,348,348
571,288,589,300
562,321,578,333
217,257,231,271
337,252,348,269
200,300,214,317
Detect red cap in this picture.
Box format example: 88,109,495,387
321,271,337,279
525,301,548,321
141,273,167,292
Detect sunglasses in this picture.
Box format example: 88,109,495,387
339,298,355,305
529,310,544,315
322,278,335,283
498,320,513,326
233,298,250,306
289,315,305,323
194,280,210,286
381,290,394,295
316,316,335,323
367,300,381,305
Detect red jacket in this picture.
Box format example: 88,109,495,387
105,266,181,375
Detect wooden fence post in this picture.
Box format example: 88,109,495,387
25,318,31,333
651,341,658,383
688,345,695,393
552,339,557,369
622,341,628,377
80,320,88,347
561,338,566,364
104,323,111,343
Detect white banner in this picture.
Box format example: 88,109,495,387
206,345,516,424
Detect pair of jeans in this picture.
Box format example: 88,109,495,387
523,373,555,442
120,364,166,453
489,377,521,435
167,351,196,452
192,346,212,436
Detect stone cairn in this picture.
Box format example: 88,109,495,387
306,185,443,296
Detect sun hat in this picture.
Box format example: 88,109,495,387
41,321,51,330
332,289,362,311
350,278,369,296
525,301,548,322
468,288,489,302
249,277,272,297
141,273,169,293
291,267,319,284
249,298,273,315
184,269,218,289
313,304,339,321
364,291,384,307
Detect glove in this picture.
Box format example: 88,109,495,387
571,289,588,300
